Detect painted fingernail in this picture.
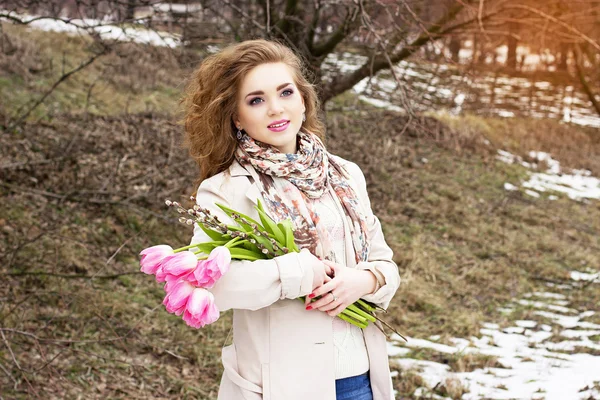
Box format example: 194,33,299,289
306,306,313,310
308,293,315,299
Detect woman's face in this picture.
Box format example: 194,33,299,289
234,62,306,154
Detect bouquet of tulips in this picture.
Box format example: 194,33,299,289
140,197,404,338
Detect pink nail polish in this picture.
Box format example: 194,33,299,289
308,293,315,299
306,306,312,311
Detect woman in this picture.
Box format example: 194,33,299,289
182,39,400,400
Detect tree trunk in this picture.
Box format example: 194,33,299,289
448,36,461,63
574,45,600,119
470,34,478,66
125,0,136,21
506,22,518,70
557,43,569,72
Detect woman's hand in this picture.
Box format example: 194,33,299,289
311,258,334,292
305,260,377,317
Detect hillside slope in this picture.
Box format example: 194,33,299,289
1,25,599,400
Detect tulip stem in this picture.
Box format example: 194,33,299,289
338,312,368,329
347,304,376,323
173,243,202,253
356,299,374,312
298,297,373,330
224,237,243,248
341,308,367,323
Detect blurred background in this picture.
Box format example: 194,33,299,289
0,1,599,399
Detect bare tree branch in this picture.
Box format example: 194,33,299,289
574,44,600,118
321,1,466,102
312,3,361,58
7,47,108,129
275,0,300,36
503,4,600,52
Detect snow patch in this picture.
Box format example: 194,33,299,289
497,150,600,202
388,289,600,399
1,10,181,47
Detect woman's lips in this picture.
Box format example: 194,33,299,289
267,120,290,132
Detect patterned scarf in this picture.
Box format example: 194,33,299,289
234,129,369,263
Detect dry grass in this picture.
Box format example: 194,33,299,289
404,348,503,373
0,23,193,124
433,111,600,175
1,28,600,399
391,363,469,400
436,377,470,399
391,364,428,398
0,114,233,398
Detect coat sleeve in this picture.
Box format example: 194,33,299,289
190,177,319,312
345,161,401,310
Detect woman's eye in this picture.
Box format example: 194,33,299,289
249,89,293,106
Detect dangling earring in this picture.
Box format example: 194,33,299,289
302,113,306,122
236,127,243,140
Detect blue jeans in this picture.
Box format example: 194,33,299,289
335,371,373,400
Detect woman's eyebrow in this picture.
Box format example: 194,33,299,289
245,82,292,98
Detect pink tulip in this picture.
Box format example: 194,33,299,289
160,251,199,283
155,263,168,283
163,279,175,294
162,280,195,316
140,245,174,275
182,288,219,328
188,246,231,288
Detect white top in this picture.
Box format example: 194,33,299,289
309,188,370,379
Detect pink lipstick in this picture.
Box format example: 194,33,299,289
267,120,290,132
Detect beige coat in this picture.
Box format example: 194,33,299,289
191,156,401,400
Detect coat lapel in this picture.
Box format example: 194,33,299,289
228,160,260,206
244,182,260,206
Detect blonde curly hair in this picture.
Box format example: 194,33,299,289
180,39,326,183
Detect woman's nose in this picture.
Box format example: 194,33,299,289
268,100,284,116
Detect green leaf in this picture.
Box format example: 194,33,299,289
280,219,298,252
256,198,266,213
192,243,219,254
256,208,285,245
242,240,262,253
197,222,227,241
215,202,263,231
277,221,288,244
229,246,268,260
230,254,263,261
248,232,275,254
